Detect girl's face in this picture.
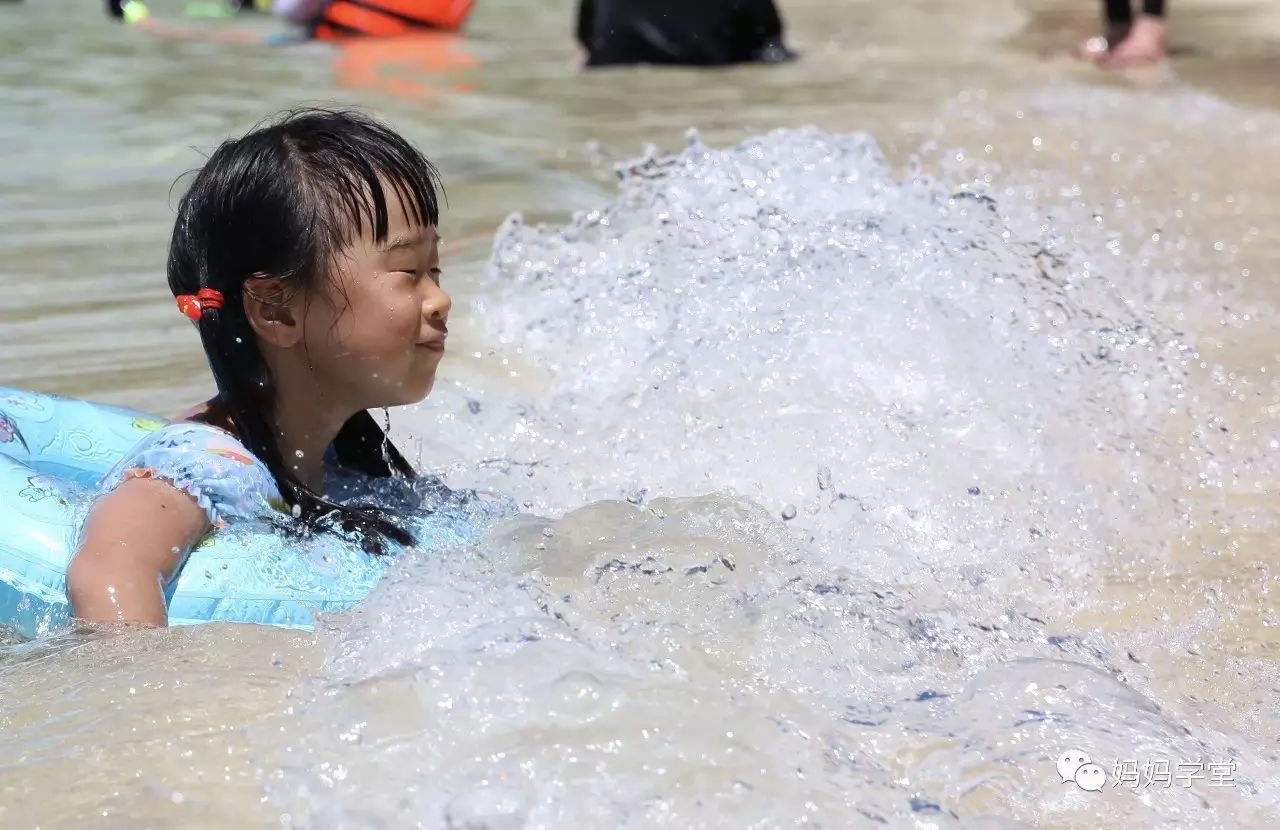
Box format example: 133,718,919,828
298,196,451,410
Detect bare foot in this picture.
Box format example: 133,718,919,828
1102,16,1168,66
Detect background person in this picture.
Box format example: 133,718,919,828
577,0,797,68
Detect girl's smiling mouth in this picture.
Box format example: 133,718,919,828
417,333,447,352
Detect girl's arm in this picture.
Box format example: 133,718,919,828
66,477,211,627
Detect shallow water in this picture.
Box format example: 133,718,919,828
2,0,1279,826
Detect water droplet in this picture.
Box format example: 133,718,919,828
781,504,797,520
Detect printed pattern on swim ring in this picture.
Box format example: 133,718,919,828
99,423,281,526
131,416,166,433
1,391,161,471
0,409,28,453
1,390,50,415
19,474,64,504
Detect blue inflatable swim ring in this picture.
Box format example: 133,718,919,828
0,387,493,639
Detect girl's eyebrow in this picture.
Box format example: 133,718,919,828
379,231,426,253
379,228,440,252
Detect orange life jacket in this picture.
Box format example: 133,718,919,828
313,0,474,39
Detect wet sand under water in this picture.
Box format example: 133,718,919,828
1,0,1278,826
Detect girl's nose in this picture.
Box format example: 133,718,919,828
424,283,452,321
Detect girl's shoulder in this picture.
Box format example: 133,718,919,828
101,421,282,525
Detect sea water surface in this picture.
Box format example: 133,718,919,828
1,0,1278,827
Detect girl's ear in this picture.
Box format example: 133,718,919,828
243,275,302,348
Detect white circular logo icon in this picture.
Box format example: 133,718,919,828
1074,762,1107,792
1057,750,1107,791
1057,750,1090,783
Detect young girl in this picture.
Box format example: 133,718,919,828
67,109,451,627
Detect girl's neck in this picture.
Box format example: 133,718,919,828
188,387,352,492
268,376,354,492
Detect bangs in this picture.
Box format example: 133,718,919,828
284,109,444,252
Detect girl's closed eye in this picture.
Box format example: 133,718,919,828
403,267,441,282
406,269,443,285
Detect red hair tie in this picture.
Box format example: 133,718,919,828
175,287,225,321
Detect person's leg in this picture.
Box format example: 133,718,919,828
1106,0,1133,26
576,0,594,52
1105,0,1168,64
1078,0,1132,61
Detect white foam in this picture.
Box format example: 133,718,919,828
268,128,1275,827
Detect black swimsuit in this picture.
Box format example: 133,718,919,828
577,0,796,67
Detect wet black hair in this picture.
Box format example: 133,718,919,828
168,108,443,552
